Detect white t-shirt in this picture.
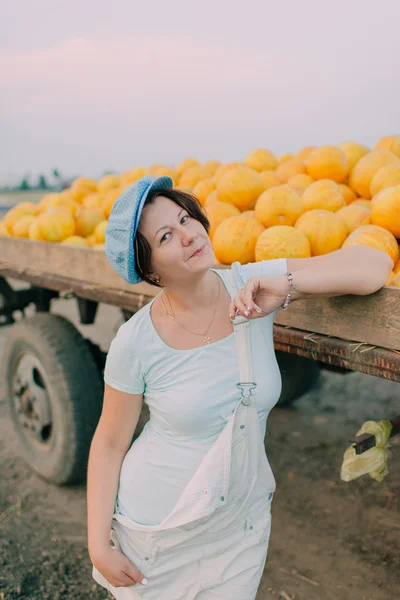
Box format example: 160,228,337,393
104,258,287,525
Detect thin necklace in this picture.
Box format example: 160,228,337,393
161,276,221,345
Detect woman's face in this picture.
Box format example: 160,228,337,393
138,195,215,282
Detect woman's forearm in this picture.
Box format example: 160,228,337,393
288,247,393,301
87,434,125,562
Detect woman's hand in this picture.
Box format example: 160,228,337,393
92,546,148,589
229,275,289,320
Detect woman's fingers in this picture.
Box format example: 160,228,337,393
228,282,263,320
124,561,148,587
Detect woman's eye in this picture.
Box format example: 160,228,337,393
160,215,189,243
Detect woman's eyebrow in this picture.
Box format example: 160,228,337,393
154,207,185,239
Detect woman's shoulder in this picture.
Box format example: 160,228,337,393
112,302,153,347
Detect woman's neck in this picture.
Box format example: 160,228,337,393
161,270,219,314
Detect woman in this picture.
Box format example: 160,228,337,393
87,175,392,599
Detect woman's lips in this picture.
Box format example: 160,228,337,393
190,245,205,258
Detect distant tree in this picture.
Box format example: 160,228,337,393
19,177,30,190
38,174,49,189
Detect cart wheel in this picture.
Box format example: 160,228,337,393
1,313,104,485
276,351,321,407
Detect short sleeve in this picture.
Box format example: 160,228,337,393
104,330,146,394
234,258,288,286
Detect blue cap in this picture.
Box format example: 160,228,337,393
104,175,174,284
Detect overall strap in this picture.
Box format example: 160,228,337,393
224,266,257,405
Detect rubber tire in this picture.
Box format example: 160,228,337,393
275,350,321,407
1,314,104,485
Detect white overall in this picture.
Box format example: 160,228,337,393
92,269,276,599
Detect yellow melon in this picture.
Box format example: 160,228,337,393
0,222,10,236
255,225,311,261
240,210,256,218
102,188,123,219
205,202,241,240
212,162,243,184
386,271,395,286
148,164,165,176
259,170,282,190
374,135,400,159
204,190,219,207
61,196,81,217
348,150,399,199
175,158,200,178
202,160,221,177
342,224,399,265
277,153,296,164
12,215,36,238
254,185,303,227
370,185,400,237
288,174,314,195
217,166,265,211
370,163,400,197
28,219,44,241
120,167,149,185
339,184,357,205
179,166,208,188
244,149,277,172
338,142,370,172
336,204,371,234
295,209,348,256
35,207,76,242
212,216,265,264
61,236,90,247
83,192,105,209
3,203,39,234
176,184,194,194
193,179,216,206
98,174,120,192
301,180,346,212
391,272,400,287
37,193,63,212
297,146,316,161
352,199,372,209
94,220,108,244
305,146,348,183
69,178,98,202
151,166,178,183
275,159,307,183
393,258,400,276
86,233,97,247
75,208,105,238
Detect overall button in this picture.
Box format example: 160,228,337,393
241,397,251,406
240,425,245,429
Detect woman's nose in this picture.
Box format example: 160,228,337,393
181,229,198,245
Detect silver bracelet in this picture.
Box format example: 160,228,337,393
281,272,295,310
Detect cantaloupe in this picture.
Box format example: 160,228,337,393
254,185,303,227
255,225,311,261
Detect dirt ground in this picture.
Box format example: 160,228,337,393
0,297,399,600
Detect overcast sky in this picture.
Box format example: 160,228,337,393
1,0,400,186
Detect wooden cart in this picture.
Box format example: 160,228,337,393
0,237,399,485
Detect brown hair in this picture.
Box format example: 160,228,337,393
134,188,210,288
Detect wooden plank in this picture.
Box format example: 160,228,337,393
275,287,400,351
1,236,400,350
273,325,400,382
1,262,400,380
0,237,156,296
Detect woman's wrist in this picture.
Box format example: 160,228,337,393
278,272,307,306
